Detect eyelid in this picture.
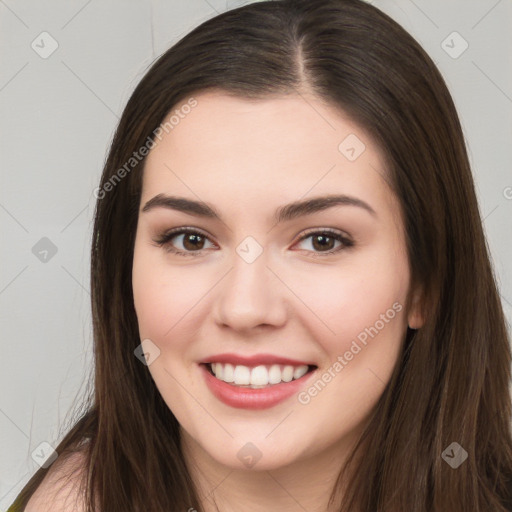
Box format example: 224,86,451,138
159,226,213,241
295,226,352,242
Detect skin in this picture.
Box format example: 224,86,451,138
132,90,424,512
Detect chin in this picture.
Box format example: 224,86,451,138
201,438,303,472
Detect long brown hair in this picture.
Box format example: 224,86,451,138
9,0,512,510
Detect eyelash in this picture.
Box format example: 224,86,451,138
152,227,354,258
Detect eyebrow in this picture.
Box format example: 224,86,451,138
141,193,377,222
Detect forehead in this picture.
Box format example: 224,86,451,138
141,90,396,221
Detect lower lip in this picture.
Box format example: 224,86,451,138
199,363,317,410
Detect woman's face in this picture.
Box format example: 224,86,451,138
132,90,423,471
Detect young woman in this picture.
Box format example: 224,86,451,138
8,0,512,510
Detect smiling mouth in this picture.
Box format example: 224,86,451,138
202,362,318,389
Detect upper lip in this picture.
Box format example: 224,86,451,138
200,353,316,367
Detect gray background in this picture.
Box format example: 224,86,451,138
1,0,511,507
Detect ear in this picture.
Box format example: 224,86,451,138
407,285,425,329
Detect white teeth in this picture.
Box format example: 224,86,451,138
281,365,294,382
223,363,234,382
233,365,251,385
293,365,308,379
251,365,268,386
213,363,223,380
268,364,282,384
209,362,311,387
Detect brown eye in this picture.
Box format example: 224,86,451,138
153,228,215,256
182,233,206,251
311,234,336,251
294,229,353,256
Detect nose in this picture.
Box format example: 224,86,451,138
211,246,288,332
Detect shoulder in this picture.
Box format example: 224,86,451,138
24,449,89,512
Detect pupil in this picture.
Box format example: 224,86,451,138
183,234,204,251
312,235,333,251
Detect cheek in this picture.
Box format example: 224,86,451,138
131,247,205,405
284,250,410,354
132,245,216,353
132,243,177,347
290,254,409,436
